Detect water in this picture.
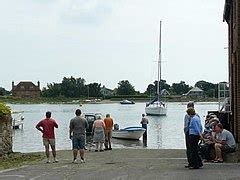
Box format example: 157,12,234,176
9,102,219,153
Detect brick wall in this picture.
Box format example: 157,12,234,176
0,115,13,156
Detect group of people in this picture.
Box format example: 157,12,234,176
184,102,236,169
36,109,114,163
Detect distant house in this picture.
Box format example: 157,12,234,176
12,81,41,98
160,89,170,96
100,86,114,97
185,87,204,97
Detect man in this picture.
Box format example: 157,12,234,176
69,109,88,163
187,107,203,169
141,114,149,146
36,111,58,163
213,123,236,163
104,114,114,150
183,102,194,168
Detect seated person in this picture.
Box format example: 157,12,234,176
213,123,236,163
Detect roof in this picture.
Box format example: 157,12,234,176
188,87,203,92
12,81,40,91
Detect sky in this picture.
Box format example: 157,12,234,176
0,0,228,92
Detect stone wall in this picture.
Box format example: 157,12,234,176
0,115,13,156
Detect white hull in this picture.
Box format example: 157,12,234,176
112,128,145,140
145,104,167,116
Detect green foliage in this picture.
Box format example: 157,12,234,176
0,103,11,117
145,79,170,95
171,81,191,95
87,83,102,97
195,80,218,98
116,80,136,95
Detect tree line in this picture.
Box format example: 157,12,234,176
0,76,224,98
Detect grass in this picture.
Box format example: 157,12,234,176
0,152,44,170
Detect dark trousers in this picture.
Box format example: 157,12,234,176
142,124,147,138
188,135,203,168
185,133,190,164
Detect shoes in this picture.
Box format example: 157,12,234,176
104,148,109,151
100,149,104,152
80,158,85,163
189,166,200,169
212,160,223,163
95,150,98,152
53,159,59,163
184,165,190,168
72,159,78,164
46,160,51,164
108,148,112,150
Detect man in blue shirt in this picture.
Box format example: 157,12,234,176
187,107,203,169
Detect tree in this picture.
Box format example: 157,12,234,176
145,79,170,96
171,81,191,95
41,83,62,97
195,80,218,98
116,80,136,95
87,83,101,97
61,76,86,98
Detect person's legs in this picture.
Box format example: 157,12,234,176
95,142,99,151
100,143,104,151
104,130,109,149
45,145,50,161
188,135,202,168
79,135,85,162
49,139,58,162
108,131,112,150
72,136,78,162
185,134,190,166
214,143,223,161
43,138,50,163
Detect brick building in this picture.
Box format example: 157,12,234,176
12,81,41,98
223,0,240,142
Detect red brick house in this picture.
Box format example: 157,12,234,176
223,0,240,142
12,81,41,98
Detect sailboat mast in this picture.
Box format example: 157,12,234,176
157,21,162,99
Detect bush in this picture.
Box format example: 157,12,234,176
0,103,11,118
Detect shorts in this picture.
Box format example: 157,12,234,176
72,135,85,150
105,129,112,141
43,138,55,146
222,145,236,153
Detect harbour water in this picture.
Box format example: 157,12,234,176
9,102,219,153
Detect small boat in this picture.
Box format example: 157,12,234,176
120,99,135,104
12,111,24,129
112,126,146,140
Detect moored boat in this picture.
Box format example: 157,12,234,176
120,99,135,104
112,126,145,140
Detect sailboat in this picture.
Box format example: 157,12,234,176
145,21,167,116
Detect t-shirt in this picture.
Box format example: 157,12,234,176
141,117,149,125
189,115,203,136
219,129,236,148
70,116,88,137
104,117,113,130
36,118,58,139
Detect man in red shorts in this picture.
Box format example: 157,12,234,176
36,111,58,163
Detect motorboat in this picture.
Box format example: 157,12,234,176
145,21,167,116
120,99,135,104
112,126,145,140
